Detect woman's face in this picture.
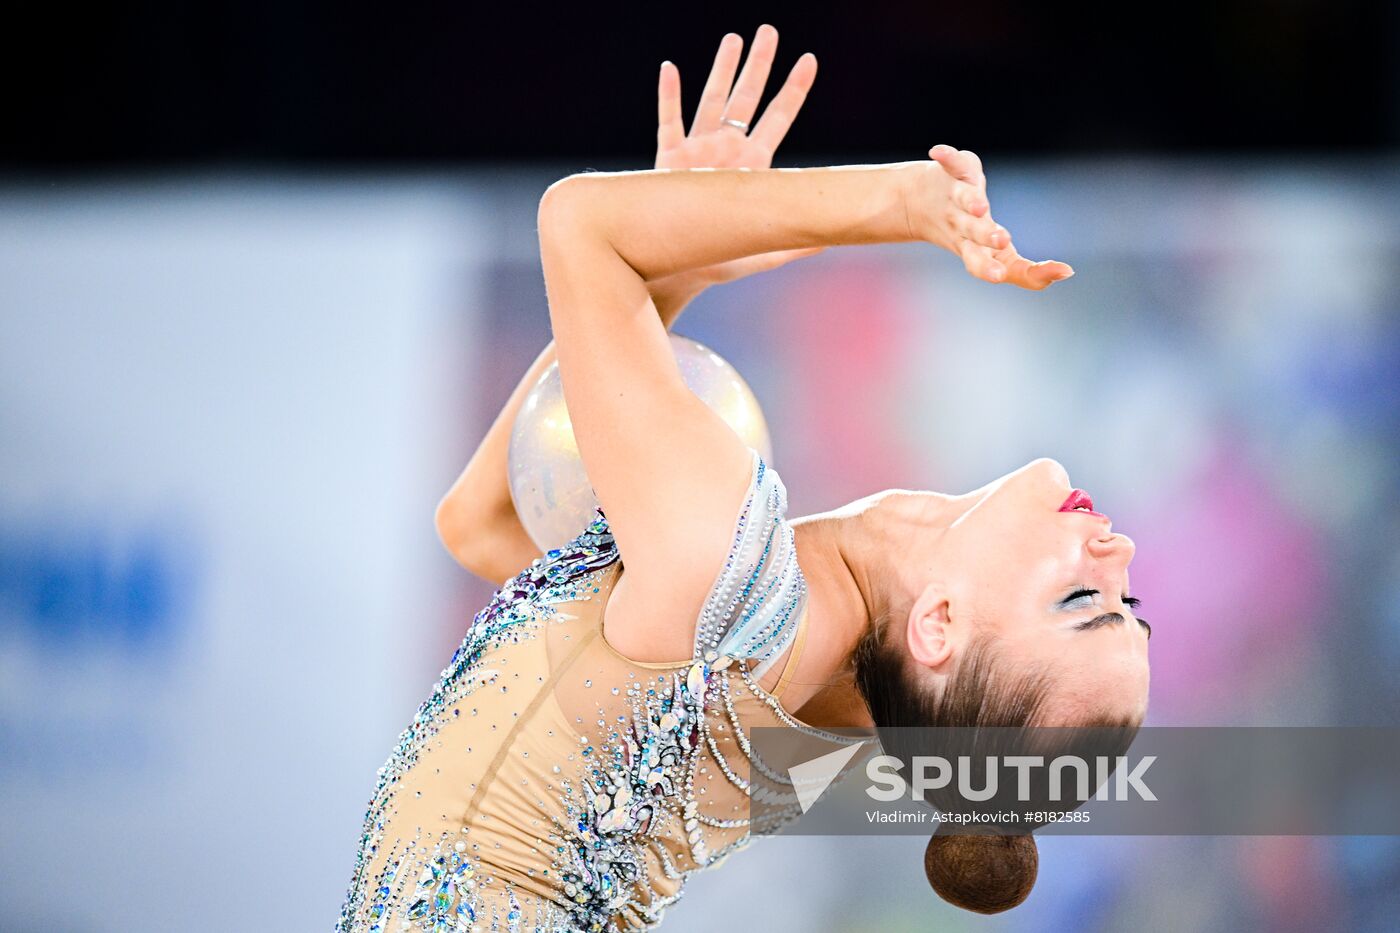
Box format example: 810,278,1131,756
928,457,1151,723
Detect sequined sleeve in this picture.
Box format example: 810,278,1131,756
691,447,808,680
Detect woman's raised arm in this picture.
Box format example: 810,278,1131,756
543,161,930,281
433,26,822,584
538,153,1071,661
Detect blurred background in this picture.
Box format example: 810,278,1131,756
3,3,1399,931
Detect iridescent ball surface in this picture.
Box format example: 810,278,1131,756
508,334,772,550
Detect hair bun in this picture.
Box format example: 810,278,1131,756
924,832,1038,914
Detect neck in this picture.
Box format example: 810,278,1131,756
784,489,965,730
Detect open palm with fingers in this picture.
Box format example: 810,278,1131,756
652,25,825,287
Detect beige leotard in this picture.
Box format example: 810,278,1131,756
335,447,870,932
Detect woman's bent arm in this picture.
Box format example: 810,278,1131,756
540,163,952,283
536,160,1008,657
433,272,709,585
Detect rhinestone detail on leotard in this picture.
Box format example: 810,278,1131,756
335,449,860,932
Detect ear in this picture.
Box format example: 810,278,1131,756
905,582,955,670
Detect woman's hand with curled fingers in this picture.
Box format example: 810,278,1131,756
907,144,1075,290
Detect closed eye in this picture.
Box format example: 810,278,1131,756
1063,589,1151,639
1060,587,1098,608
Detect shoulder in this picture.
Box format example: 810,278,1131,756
693,450,806,667
603,447,807,671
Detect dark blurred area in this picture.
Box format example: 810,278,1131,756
8,0,1399,170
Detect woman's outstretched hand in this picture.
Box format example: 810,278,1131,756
913,145,1075,290
650,25,825,294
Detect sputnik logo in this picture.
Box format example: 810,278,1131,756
788,742,870,814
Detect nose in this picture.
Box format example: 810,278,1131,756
1087,531,1135,567
1027,457,1070,488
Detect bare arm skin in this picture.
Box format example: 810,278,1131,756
434,281,707,587
436,23,1072,647
436,26,820,585
536,156,1071,660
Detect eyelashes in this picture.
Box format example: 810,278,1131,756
1122,595,1151,638
1064,588,1151,638
1063,588,1141,610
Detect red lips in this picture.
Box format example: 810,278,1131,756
1059,489,1107,519
1059,489,1093,512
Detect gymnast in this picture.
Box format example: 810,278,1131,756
336,23,1150,931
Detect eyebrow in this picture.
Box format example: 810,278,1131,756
1074,612,1152,641
1058,590,1150,637
1074,612,1126,631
